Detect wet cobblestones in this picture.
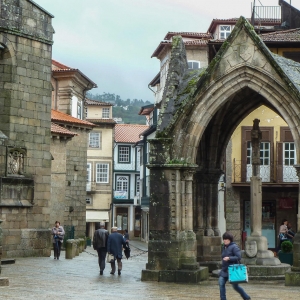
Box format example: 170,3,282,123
1,243,300,299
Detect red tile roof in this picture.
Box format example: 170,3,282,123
52,59,73,70
85,98,113,106
115,124,149,143
51,123,77,136
52,60,97,88
51,109,95,128
152,39,208,58
260,28,300,42
164,32,213,40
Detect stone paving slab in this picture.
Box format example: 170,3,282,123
0,246,300,299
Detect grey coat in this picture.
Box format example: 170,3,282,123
107,232,126,259
52,226,65,244
220,242,241,278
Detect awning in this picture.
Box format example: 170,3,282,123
86,211,109,222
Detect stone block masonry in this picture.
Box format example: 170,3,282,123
0,0,54,258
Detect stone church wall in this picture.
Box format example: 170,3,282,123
50,128,89,239
0,1,53,257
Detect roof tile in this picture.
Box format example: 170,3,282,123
51,109,95,127
85,98,113,106
51,123,77,136
115,124,149,143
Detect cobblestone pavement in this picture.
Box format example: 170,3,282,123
1,242,300,299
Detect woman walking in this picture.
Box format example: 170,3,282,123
52,221,65,260
219,232,251,300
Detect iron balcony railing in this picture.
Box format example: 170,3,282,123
251,5,281,25
233,159,299,183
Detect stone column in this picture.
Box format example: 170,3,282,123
0,219,2,273
141,138,208,283
245,119,279,265
194,169,223,267
285,165,300,285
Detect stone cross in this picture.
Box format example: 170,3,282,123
250,119,262,237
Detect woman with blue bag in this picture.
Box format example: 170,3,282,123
219,232,251,300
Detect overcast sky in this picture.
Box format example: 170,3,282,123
36,0,298,101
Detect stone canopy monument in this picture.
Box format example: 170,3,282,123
142,16,300,283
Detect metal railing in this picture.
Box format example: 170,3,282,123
252,5,281,24
233,159,299,183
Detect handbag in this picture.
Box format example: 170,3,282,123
107,253,114,263
279,233,287,241
228,263,248,284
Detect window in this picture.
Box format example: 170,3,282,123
102,107,110,118
220,25,231,39
86,197,92,205
136,175,140,195
284,142,296,166
188,61,200,69
115,176,129,199
118,146,130,163
77,103,82,119
87,163,92,182
89,132,101,148
96,163,109,183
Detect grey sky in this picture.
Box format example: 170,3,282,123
36,0,298,101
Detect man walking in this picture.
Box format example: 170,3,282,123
93,222,109,275
107,227,126,275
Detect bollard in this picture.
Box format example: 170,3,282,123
65,239,74,259
79,238,84,253
75,239,79,256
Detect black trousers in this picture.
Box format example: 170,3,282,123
96,247,107,271
53,241,62,258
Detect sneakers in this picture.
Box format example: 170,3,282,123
100,270,103,275
118,270,121,276
110,271,114,275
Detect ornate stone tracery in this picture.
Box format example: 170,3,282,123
6,147,26,176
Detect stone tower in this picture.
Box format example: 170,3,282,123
0,0,54,257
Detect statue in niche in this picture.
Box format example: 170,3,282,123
7,148,25,176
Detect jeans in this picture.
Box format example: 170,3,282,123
53,242,62,259
219,276,250,300
96,247,107,271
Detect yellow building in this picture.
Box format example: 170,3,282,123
85,99,115,237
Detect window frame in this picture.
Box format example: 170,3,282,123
188,60,200,70
118,145,131,163
95,163,109,183
87,163,92,182
102,107,110,119
219,25,231,39
89,132,101,148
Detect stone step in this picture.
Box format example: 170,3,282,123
1,259,16,265
181,263,199,270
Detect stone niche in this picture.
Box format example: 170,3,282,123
0,177,34,207
0,147,33,207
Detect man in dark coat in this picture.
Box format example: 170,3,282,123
93,222,109,275
107,226,126,275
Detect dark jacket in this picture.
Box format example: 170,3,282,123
93,228,109,250
107,231,126,259
220,242,241,277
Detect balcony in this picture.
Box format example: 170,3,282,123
251,5,281,25
114,162,140,172
233,160,299,183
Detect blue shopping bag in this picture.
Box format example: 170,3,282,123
228,264,248,284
